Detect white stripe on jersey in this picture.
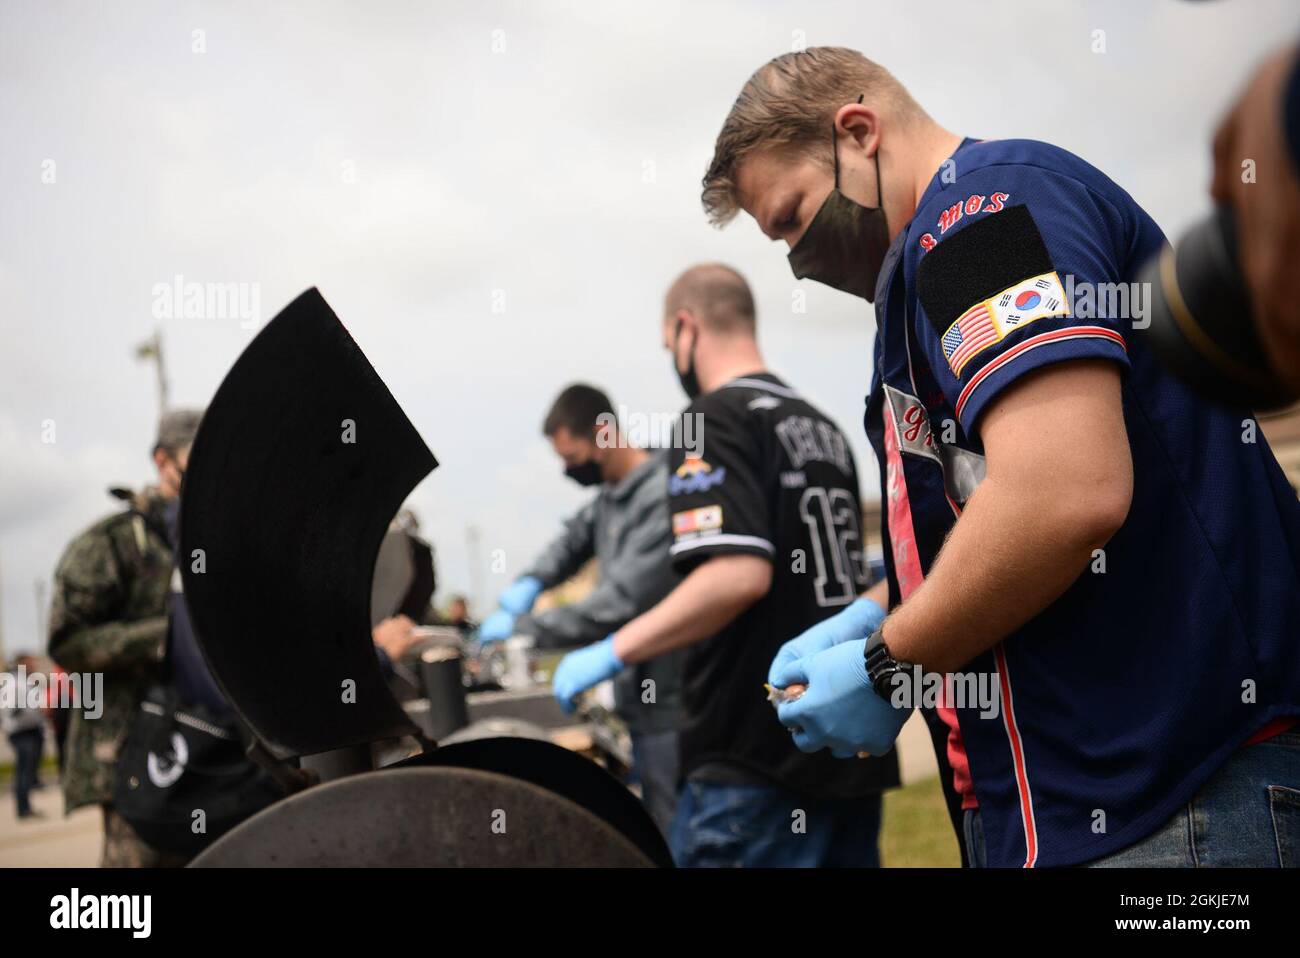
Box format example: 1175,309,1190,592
721,377,803,399
670,533,776,556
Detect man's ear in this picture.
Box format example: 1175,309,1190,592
837,103,880,156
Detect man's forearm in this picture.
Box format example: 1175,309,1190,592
48,618,169,674
523,505,597,588
525,584,635,649
883,361,1132,673
612,555,770,665
863,577,889,609
882,475,1113,674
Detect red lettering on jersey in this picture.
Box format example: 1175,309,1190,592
938,202,964,233
930,192,1010,242
902,404,926,443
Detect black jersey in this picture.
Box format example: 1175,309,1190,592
668,372,899,798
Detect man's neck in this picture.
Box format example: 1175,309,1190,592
603,442,648,484
697,339,767,395
898,120,964,233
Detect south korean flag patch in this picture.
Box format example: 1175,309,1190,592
942,271,1069,375
990,273,1068,332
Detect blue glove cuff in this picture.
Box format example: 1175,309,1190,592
596,634,624,672
500,575,544,615
844,595,887,637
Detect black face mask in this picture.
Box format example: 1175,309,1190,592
564,459,603,487
672,318,701,400
787,97,890,302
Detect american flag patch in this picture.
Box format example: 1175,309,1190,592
673,505,722,536
942,303,1000,376
940,271,1069,376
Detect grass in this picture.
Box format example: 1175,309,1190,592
880,775,962,867
0,755,59,786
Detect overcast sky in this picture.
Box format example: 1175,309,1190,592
1,0,1296,655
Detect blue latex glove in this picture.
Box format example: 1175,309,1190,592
773,639,911,758
552,636,624,714
499,576,544,616
768,596,886,687
477,609,516,644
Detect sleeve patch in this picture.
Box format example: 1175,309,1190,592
917,203,1058,349
673,505,723,537
941,271,1069,375
668,457,726,495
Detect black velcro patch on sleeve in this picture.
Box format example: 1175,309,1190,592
916,204,1054,336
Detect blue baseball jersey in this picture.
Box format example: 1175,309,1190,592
866,137,1300,867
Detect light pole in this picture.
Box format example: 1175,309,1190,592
465,524,484,617
135,329,169,415
34,578,47,650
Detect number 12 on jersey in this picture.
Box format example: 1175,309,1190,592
798,486,867,607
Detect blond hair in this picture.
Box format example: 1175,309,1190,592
702,47,921,226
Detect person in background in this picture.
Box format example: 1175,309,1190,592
480,384,685,834
368,514,442,673
44,664,72,778
47,409,202,866
550,266,899,866
371,614,424,670
443,595,477,637
2,654,47,820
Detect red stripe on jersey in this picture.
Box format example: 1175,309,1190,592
954,327,1126,421
1245,716,1298,746
995,645,1038,867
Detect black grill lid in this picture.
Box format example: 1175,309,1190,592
180,288,435,758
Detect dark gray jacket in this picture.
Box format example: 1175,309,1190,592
519,451,683,733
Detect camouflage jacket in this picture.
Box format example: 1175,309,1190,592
47,489,173,812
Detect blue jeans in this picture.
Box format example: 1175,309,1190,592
9,728,44,818
669,777,882,867
630,729,679,838
963,729,1300,867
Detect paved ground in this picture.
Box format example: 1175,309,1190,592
0,780,100,867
